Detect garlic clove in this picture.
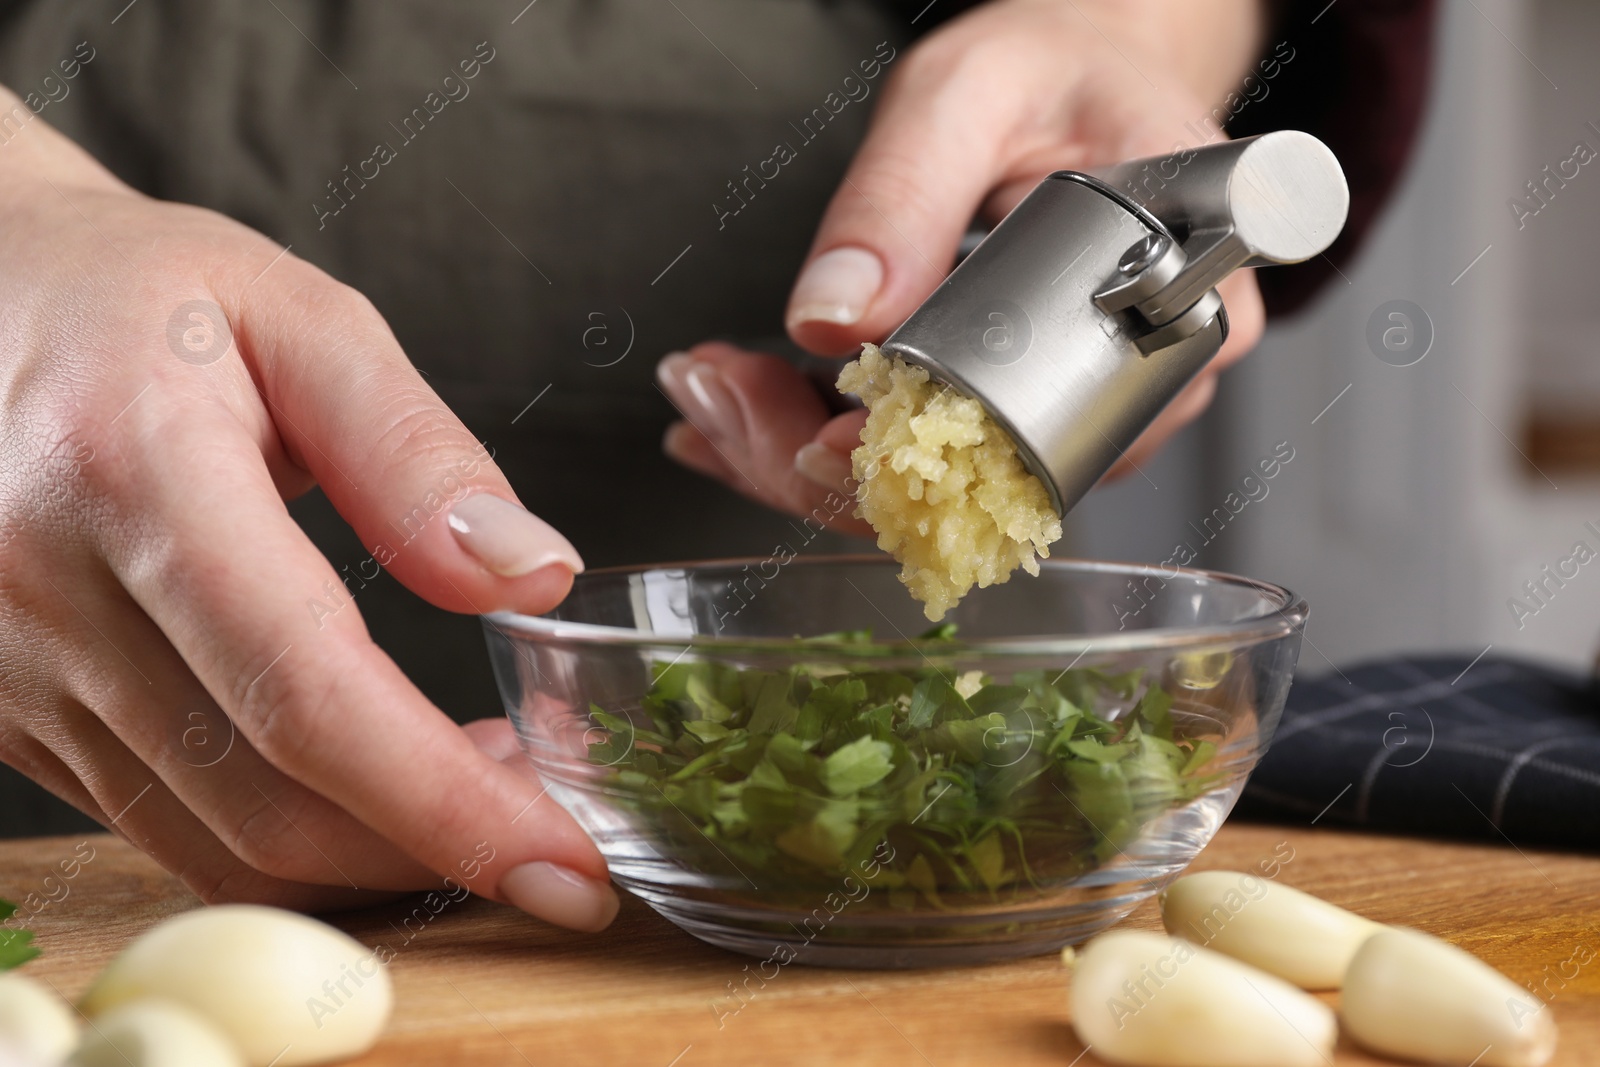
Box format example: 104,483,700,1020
79,905,391,1067
67,998,243,1067
1343,927,1557,1067
1159,870,1382,989
1070,930,1337,1067
0,972,78,1063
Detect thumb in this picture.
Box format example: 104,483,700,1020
785,57,1013,356
229,264,582,616
786,30,1222,359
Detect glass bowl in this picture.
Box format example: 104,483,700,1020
483,556,1305,968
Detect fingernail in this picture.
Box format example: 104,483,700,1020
656,354,745,441
656,351,694,396
795,442,854,490
786,246,884,331
447,494,584,578
661,420,694,462
500,861,620,933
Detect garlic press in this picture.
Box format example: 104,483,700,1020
878,130,1349,516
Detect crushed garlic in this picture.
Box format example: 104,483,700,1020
837,344,1062,620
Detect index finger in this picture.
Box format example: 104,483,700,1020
100,281,618,933
102,397,614,929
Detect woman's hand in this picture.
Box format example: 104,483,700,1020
0,90,618,931
661,0,1267,513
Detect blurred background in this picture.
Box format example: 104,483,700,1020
1069,0,1600,674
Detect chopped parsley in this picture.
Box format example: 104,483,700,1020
587,628,1221,907
0,899,39,969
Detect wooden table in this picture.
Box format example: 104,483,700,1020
4,825,1596,1065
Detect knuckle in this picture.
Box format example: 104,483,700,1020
376,396,467,454
896,31,963,86
183,857,294,906
895,28,1004,100
4,438,96,524
289,272,382,325
224,785,326,882
848,151,941,232
371,394,472,466
255,272,394,358
187,867,263,905
323,280,386,327
230,657,327,773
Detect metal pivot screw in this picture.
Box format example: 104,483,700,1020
1118,233,1171,277
1093,231,1189,319
1095,231,1223,356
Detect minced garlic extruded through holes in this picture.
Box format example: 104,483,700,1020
836,344,1062,621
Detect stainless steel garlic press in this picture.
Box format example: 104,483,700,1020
878,130,1349,517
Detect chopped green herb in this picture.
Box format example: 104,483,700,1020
589,630,1223,906
0,899,39,970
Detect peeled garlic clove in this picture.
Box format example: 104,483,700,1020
80,905,391,1067
1159,870,1382,989
1344,927,1557,1067
0,972,78,1063
68,998,243,1067
1071,930,1337,1067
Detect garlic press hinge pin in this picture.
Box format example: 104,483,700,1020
1093,231,1232,354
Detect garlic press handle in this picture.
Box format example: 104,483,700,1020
1091,131,1349,330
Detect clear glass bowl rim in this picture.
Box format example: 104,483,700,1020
484,554,1307,656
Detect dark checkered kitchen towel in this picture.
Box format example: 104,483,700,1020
1234,655,1600,851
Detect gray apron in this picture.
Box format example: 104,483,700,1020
0,0,904,833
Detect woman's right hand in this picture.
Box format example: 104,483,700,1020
662,0,1268,513
0,89,620,931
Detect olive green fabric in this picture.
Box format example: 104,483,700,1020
0,0,904,834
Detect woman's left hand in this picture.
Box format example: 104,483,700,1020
659,0,1269,520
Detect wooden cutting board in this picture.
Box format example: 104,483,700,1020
3,824,1595,1065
